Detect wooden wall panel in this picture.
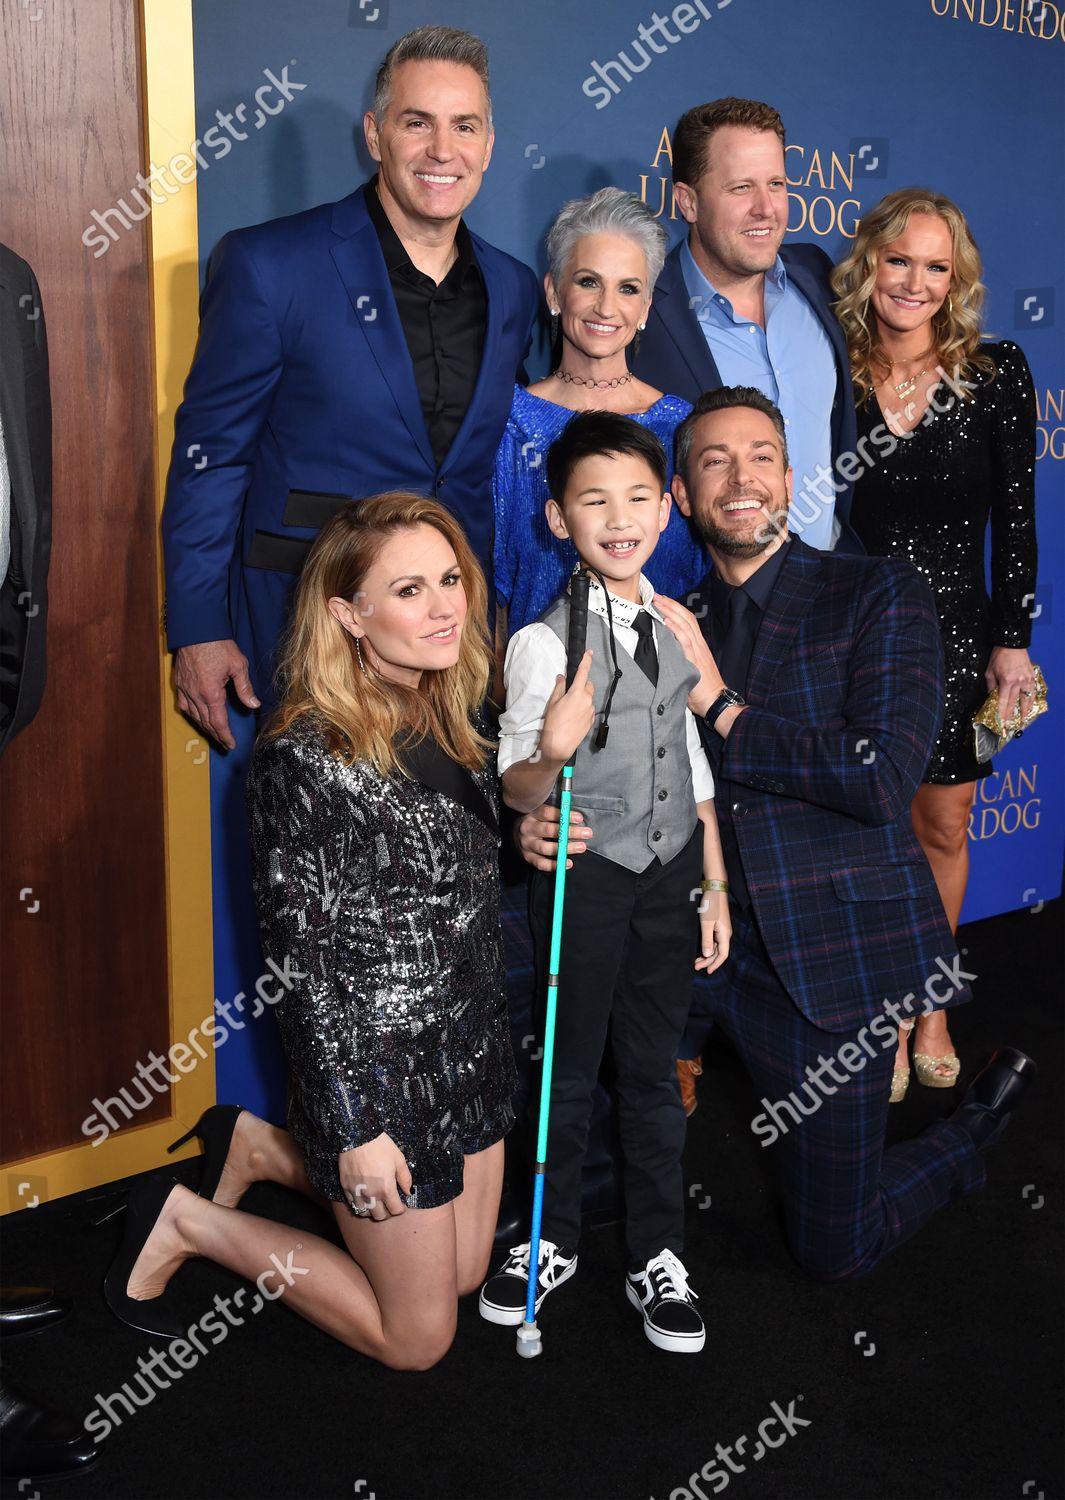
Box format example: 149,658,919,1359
0,0,171,1163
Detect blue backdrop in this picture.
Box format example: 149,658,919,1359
187,0,1064,1119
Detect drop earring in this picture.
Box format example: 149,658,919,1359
549,307,562,372
355,636,367,675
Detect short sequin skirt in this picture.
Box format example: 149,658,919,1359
288,1005,517,1210
923,613,994,786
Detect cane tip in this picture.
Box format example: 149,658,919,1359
516,1321,542,1359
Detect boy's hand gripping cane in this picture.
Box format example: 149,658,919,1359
516,569,591,1359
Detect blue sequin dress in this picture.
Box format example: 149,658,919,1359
492,386,706,633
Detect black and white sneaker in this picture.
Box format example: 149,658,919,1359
478,1240,578,1326
626,1249,705,1353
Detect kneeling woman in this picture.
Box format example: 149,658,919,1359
105,494,516,1369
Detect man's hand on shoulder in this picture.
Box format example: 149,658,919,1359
653,593,724,716
173,639,260,752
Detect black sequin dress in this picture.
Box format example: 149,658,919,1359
246,717,516,1208
850,340,1037,784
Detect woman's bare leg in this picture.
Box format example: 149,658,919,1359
911,781,977,932
909,781,978,1071
211,1113,323,1209
450,1140,505,1296
124,1183,462,1370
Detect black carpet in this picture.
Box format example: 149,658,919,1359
3,901,1062,1500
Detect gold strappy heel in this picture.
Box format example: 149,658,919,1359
914,1051,961,1088
890,1019,916,1105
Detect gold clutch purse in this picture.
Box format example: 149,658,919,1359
972,665,1048,763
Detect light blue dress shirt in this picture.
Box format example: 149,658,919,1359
680,241,838,550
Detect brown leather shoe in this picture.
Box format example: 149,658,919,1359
676,1057,703,1117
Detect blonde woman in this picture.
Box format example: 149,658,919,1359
104,494,516,1369
832,189,1037,1100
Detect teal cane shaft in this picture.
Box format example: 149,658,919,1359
534,767,574,1162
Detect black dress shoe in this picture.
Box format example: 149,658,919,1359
0,1286,72,1337
950,1046,1036,1151
0,1374,100,1478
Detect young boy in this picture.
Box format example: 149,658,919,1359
479,412,730,1353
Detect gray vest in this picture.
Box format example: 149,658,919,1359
540,596,700,873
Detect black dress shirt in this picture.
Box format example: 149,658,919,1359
364,177,487,469
706,539,791,909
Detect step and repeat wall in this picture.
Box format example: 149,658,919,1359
184,0,1063,1119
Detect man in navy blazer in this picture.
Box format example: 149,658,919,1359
632,97,861,557
517,388,1034,1281
162,26,539,745
654,387,1034,1279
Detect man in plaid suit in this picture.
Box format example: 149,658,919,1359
519,385,1034,1281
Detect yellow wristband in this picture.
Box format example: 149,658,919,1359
700,878,729,893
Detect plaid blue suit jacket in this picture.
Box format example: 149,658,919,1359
695,537,968,1034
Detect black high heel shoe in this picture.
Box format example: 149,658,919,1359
103,1176,186,1339
167,1104,244,1203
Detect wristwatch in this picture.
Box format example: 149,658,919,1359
704,687,746,729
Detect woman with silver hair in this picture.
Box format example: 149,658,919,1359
492,187,704,644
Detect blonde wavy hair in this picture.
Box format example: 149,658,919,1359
831,187,995,403
266,493,493,776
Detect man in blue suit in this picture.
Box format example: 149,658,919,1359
163,25,540,745
633,97,861,564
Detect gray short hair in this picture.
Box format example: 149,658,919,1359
546,187,668,291
372,26,492,129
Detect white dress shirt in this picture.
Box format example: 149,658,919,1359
498,572,715,802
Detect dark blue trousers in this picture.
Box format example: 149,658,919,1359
704,909,985,1280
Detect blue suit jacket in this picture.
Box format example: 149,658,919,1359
693,538,965,1033
634,239,862,552
162,186,540,681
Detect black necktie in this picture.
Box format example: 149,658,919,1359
631,609,659,688
716,587,753,696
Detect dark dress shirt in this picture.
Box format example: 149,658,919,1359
707,539,791,908
364,177,487,468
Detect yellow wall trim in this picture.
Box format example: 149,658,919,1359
1,0,214,1215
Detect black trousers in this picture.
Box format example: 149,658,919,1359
529,825,701,1264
